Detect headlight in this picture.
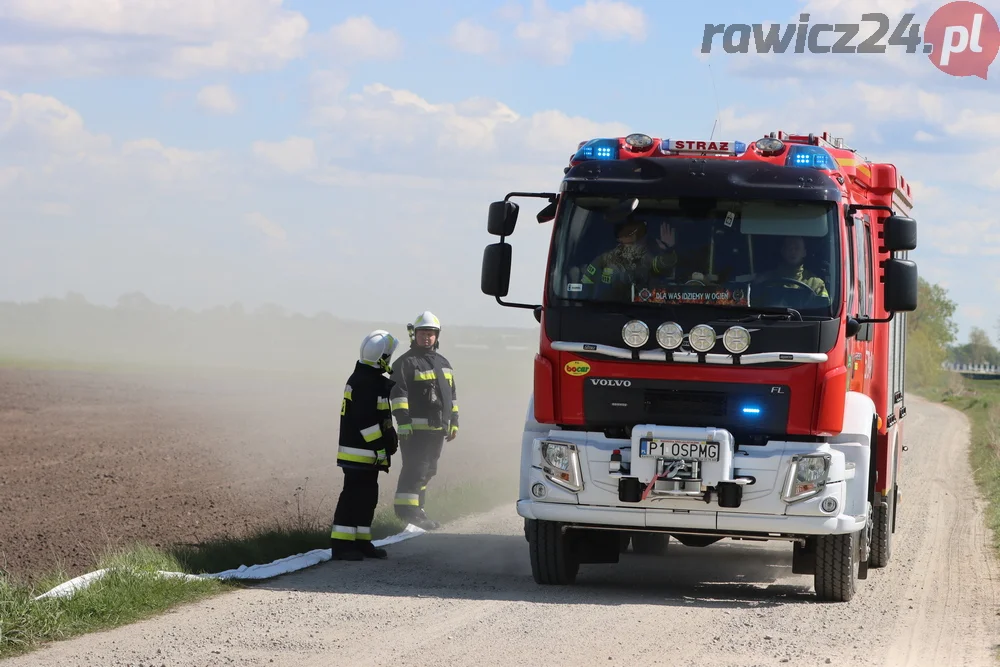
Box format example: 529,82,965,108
622,320,649,348
722,326,751,354
781,453,831,502
542,442,571,471
539,440,583,492
688,324,716,352
656,321,683,349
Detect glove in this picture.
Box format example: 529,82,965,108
382,419,399,456
375,448,389,468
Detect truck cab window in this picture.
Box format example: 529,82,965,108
549,196,840,317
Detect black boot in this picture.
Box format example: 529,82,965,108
331,540,364,561
413,509,441,531
357,541,388,559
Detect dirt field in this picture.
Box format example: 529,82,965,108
6,394,999,667
0,354,531,580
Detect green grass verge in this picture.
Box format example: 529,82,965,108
937,377,1000,556
0,478,512,659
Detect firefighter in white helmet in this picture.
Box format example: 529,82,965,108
330,329,400,560
389,310,460,530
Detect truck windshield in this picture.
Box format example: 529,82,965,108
547,195,841,317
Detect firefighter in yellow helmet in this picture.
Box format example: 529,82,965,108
388,311,459,530
330,329,399,560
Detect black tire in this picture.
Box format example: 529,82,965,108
869,430,899,568
527,519,579,585
814,530,858,602
630,531,671,555
869,493,894,568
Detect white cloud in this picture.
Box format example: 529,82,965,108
0,0,309,79
449,19,501,55
196,84,239,115
513,0,647,64
315,16,402,63
245,211,287,242
252,137,317,174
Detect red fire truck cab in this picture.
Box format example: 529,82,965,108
481,131,918,602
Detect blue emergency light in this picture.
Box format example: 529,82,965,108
785,144,837,170
741,405,761,415
573,138,620,162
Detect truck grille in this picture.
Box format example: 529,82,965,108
644,389,728,418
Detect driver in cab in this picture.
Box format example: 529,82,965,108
754,235,829,298
580,218,678,293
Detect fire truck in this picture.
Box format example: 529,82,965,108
480,131,918,602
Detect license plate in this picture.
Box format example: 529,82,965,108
639,439,720,461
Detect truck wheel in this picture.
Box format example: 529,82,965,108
868,493,894,568
630,531,670,556
527,519,579,585
814,530,858,602
870,435,899,568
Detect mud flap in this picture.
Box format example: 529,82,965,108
792,537,816,575
570,528,621,564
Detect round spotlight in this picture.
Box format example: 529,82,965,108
688,324,716,352
722,326,751,354
531,483,547,498
624,133,653,150
821,497,838,513
656,321,684,349
755,137,785,154
622,320,649,348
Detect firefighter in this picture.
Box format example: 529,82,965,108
389,311,459,530
580,218,678,295
756,235,829,298
330,329,400,561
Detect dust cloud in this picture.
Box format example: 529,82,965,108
0,292,536,579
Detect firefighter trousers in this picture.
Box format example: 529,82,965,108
331,467,380,548
393,430,445,517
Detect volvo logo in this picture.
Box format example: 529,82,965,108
590,379,632,387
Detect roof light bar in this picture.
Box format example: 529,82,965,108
572,138,620,163
785,144,837,170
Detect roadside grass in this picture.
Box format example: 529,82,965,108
937,377,1000,556
0,478,513,659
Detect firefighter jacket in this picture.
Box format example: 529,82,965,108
389,346,459,438
338,361,398,472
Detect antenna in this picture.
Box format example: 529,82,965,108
708,63,721,141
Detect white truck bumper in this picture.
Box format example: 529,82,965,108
517,423,870,537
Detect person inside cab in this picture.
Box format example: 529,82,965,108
580,218,678,295
754,235,829,298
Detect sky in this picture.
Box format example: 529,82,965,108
1,0,999,342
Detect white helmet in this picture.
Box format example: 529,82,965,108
409,310,441,348
412,310,441,331
359,329,399,373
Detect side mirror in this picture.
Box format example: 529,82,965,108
883,257,918,312
481,243,513,297
536,201,557,223
883,215,917,251
488,201,519,236
605,197,639,223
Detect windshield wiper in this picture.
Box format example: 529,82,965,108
710,305,804,321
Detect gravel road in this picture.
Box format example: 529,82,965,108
8,394,999,667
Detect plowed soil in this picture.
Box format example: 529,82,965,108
0,358,529,580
